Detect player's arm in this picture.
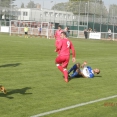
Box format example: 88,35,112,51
55,48,59,53
81,61,87,68
55,40,62,52
70,41,76,63
54,31,57,39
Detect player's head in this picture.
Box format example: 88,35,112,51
58,25,61,30
93,69,100,74
64,27,67,30
60,32,67,38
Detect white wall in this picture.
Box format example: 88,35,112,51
18,8,74,23
18,8,30,20
0,26,9,33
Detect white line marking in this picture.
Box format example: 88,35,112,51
31,95,117,117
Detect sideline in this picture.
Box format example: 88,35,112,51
31,95,117,117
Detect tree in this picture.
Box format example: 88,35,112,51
69,0,86,1
109,4,117,16
0,0,16,20
26,1,36,8
0,0,16,7
21,3,25,8
52,0,108,17
52,2,68,11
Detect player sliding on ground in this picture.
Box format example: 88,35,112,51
55,32,76,83
68,61,100,78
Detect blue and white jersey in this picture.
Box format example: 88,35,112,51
81,66,94,78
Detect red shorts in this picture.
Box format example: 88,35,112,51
55,55,70,68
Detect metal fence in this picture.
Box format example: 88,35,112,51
0,20,9,26
1,22,117,41
69,30,117,41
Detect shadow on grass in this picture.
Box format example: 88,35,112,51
69,75,102,81
94,75,102,78
0,87,32,99
68,77,81,81
0,63,21,68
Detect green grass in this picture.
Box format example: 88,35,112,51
0,35,117,117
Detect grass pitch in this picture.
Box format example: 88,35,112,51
0,34,117,117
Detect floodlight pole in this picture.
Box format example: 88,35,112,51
106,8,109,34
30,0,32,21
93,0,96,31
112,9,114,41
86,1,89,30
77,0,81,38
100,0,103,32
42,0,45,22
9,0,12,35
10,0,12,20
0,0,1,26
66,6,69,27
85,3,87,27
53,2,56,29
50,1,53,23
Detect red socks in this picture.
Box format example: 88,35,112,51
57,64,68,82
57,65,63,73
63,69,68,79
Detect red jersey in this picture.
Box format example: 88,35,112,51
56,38,75,58
55,29,63,40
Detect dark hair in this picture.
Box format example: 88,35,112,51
61,31,67,37
58,25,61,28
97,70,100,74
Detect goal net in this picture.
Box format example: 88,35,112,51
10,20,51,38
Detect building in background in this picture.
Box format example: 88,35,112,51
18,8,74,25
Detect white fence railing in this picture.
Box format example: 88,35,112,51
1,25,117,40
69,30,117,40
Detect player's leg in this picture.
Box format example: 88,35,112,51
41,31,42,37
69,68,81,78
39,31,41,37
63,68,68,82
62,56,70,82
38,31,40,36
26,32,28,38
55,56,68,82
25,32,26,38
25,32,27,38
55,56,70,82
68,64,77,74
56,64,63,73
55,56,63,73
69,69,80,78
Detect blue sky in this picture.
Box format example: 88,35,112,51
14,0,117,9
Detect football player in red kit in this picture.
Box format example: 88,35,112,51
54,25,63,48
55,32,76,82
